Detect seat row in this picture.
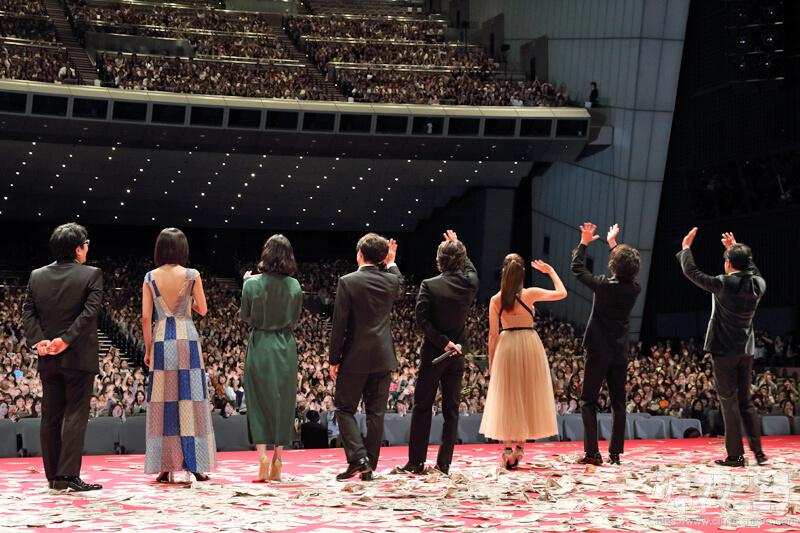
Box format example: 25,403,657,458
5,413,793,458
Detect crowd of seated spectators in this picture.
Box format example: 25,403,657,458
305,41,493,73
98,52,324,99
0,43,76,83
338,69,567,106
2,256,798,445
0,0,47,17
191,34,290,60
68,2,274,35
286,15,445,43
304,0,427,18
0,15,58,43
286,14,571,107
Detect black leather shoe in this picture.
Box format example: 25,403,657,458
608,453,621,465
360,471,373,481
577,453,603,466
397,462,426,475
433,464,450,475
336,458,372,481
51,476,102,492
714,456,745,467
754,452,768,466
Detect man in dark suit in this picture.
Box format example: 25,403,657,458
677,228,767,467
398,229,478,475
329,233,403,481
22,223,104,492
571,222,641,466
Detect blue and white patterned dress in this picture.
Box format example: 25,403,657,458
144,268,217,474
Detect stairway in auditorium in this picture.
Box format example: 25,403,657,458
259,12,344,101
271,29,345,101
97,330,123,359
43,0,98,83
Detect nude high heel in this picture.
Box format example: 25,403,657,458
256,455,270,482
269,457,282,482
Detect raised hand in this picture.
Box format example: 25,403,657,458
442,229,458,242
721,232,736,250
682,227,698,250
243,270,254,280
385,238,398,264
607,224,620,248
579,222,601,246
531,259,554,274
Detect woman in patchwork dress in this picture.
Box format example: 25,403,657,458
142,228,217,482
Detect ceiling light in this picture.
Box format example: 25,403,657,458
120,201,125,206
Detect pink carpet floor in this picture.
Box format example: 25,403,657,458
2,437,799,532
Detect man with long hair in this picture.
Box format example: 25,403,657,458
677,228,767,467
571,222,641,466
398,229,479,475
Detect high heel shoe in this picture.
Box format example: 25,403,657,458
501,447,514,470
255,455,270,482
192,472,210,482
269,457,282,482
512,445,524,468
155,471,173,483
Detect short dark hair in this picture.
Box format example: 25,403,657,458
357,233,389,264
306,409,320,423
258,234,297,276
153,227,189,267
724,243,752,271
49,223,87,261
608,244,640,282
436,240,467,273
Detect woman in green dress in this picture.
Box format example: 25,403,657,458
240,234,303,482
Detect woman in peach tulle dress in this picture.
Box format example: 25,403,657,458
479,254,567,469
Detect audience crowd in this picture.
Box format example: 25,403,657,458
0,43,76,83
68,2,274,35
98,52,324,99
0,0,47,17
305,41,493,72
0,15,57,43
1,258,798,448
337,70,568,106
286,15,445,43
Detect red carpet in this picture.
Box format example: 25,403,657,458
3,437,799,532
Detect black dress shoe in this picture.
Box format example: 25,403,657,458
51,476,102,492
754,452,768,466
397,462,426,475
608,453,621,465
336,458,372,481
433,464,450,475
714,456,745,467
577,453,603,466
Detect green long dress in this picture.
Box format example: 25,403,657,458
240,273,303,446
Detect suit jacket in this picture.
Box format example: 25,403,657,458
415,258,479,366
329,264,403,374
571,244,641,357
676,249,765,356
22,261,104,373
300,421,329,449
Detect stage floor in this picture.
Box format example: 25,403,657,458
2,437,799,532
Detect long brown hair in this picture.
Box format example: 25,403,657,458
500,254,525,310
